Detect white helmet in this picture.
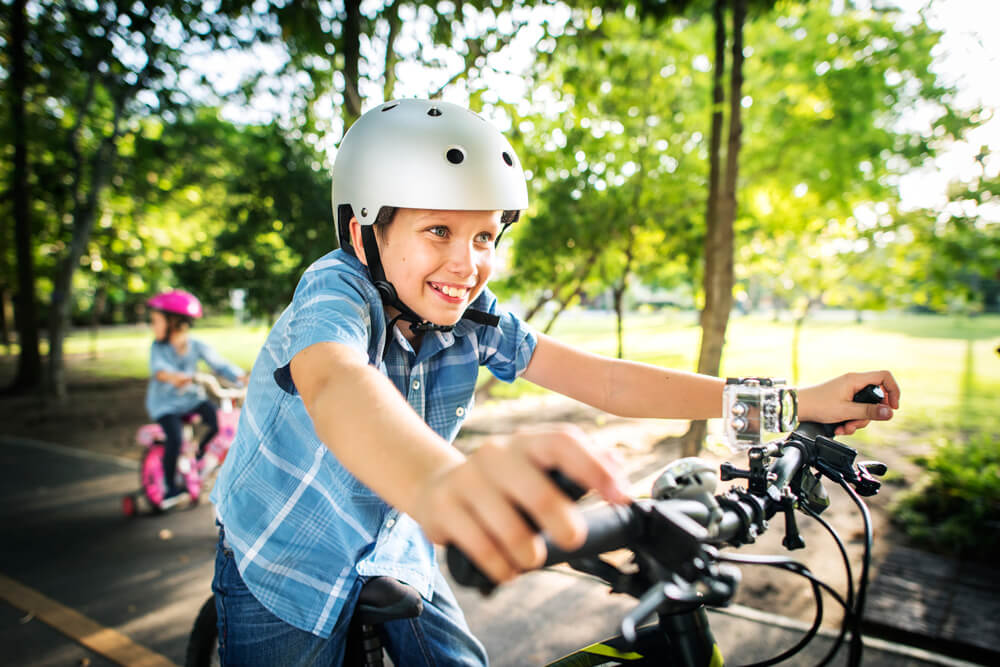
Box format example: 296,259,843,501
332,98,529,252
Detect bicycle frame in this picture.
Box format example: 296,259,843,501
548,606,722,666
124,373,245,516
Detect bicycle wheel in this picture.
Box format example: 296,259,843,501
140,445,166,509
185,595,220,667
121,493,138,518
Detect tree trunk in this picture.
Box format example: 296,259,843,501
382,1,401,101
342,0,363,126
1,286,11,351
46,100,124,399
89,287,106,360
613,230,636,360
681,0,729,456
541,284,584,336
474,253,597,402
7,0,43,395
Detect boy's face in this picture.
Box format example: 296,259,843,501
372,208,502,338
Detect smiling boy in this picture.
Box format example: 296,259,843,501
210,99,899,666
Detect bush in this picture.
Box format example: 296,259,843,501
892,429,1000,561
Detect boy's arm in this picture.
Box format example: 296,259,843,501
521,333,724,419
521,333,900,431
290,340,629,584
291,340,464,516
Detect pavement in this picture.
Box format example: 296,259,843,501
0,436,986,666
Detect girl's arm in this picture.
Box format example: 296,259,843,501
155,369,192,389
290,341,629,584
521,333,900,433
195,340,247,384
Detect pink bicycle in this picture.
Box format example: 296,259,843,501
122,373,245,517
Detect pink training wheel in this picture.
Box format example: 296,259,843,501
122,494,137,518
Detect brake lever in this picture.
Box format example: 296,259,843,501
620,557,740,644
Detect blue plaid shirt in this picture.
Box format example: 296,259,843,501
211,249,536,637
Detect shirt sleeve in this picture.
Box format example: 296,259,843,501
271,263,375,395
474,288,537,384
149,342,174,376
192,339,244,383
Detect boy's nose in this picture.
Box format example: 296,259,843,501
446,241,477,276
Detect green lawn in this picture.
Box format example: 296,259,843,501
484,310,1000,444
30,309,1000,441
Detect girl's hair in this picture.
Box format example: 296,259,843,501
162,311,193,339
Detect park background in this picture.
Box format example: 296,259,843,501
1,0,999,662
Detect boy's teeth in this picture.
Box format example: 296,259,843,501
434,283,467,298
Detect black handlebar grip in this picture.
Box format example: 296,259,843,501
446,469,588,594
798,384,885,439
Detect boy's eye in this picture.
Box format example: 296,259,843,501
475,231,495,244
428,226,448,238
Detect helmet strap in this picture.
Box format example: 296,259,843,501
359,225,499,355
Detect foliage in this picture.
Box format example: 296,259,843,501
892,429,1000,562
735,0,976,316
496,10,709,322
160,112,332,319
2,0,281,394
886,167,1000,313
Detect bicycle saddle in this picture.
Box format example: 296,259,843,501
355,577,423,625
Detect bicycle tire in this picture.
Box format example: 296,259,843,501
185,595,220,667
140,445,166,509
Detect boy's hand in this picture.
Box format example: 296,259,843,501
797,370,901,435
410,424,629,586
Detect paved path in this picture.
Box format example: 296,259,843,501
0,437,982,666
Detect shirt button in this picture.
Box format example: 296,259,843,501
456,406,465,417
411,380,420,390
385,518,396,528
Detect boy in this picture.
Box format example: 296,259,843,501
210,98,899,665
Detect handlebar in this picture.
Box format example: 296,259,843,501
192,372,247,402
447,385,889,663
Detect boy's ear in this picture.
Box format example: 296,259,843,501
347,217,368,267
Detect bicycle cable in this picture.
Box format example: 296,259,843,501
718,553,851,667
802,503,855,667
834,475,875,667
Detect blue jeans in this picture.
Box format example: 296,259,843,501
212,527,488,666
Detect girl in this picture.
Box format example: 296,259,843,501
146,290,246,503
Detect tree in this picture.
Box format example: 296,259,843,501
681,0,753,456
6,0,280,398
494,9,707,351
4,0,43,393
889,165,1000,313
732,0,976,372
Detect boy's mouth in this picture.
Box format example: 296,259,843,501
429,282,471,301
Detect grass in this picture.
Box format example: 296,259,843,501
483,309,1000,445
7,309,999,441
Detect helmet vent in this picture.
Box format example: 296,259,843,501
446,147,465,165
427,107,442,117
381,103,398,112
502,151,514,167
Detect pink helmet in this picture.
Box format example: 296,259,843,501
147,290,203,319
